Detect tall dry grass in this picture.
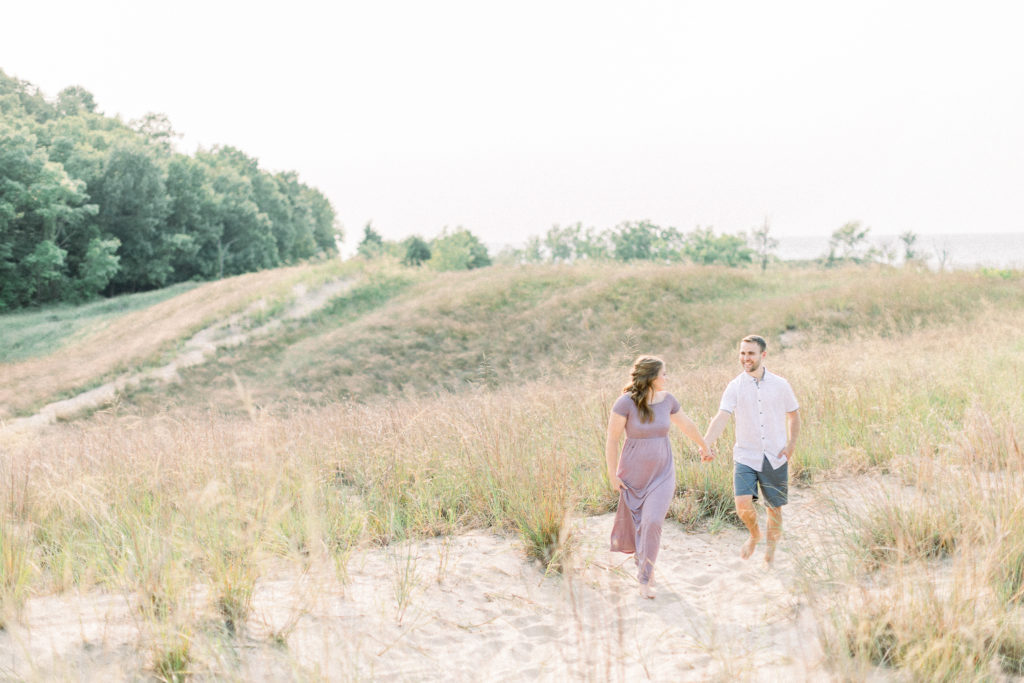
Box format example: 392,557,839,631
1,262,1022,678
791,342,1024,679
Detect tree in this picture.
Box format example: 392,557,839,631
610,220,655,261
429,228,491,270
304,186,341,253
683,227,753,266
75,236,121,298
22,239,68,303
401,235,431,266
357,222,384,258
0,125,97,307
899,230,921,264
92,141,172,291
543,223,579,263
515,223,608,263
55,86,98,116
824,221,878,266
750,218,779,271
253,171,298,262
574,225,610,261
609,220,685,262
164,154,215,280
519,235,544,263
198,146,278,278
0,69,55,123
130,112,180,151
0,70,339,309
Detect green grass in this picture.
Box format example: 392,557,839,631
114,263,1024,416
0,260,366,419
0,282,200,362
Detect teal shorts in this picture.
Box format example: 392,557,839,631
734,457,788,507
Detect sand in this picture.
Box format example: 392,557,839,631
0,486,838,681
2,279,353,433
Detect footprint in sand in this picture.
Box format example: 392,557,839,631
467,637,506,658
518,623,559,639
685,573,714,587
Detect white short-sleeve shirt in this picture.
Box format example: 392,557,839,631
719,368,799,471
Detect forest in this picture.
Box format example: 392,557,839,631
0,69,340,310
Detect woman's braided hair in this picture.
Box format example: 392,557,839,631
623,355,663,423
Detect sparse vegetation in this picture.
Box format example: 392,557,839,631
1,259,1023,678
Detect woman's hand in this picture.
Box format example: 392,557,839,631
699,445,714,462
609,473,625,493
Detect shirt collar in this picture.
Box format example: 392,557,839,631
746,367,769,384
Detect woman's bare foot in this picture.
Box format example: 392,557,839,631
639,582,656,599
740,530,761,559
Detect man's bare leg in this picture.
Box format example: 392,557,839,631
765,506,783,564
735,495,760,559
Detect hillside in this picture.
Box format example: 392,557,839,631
2,260,1024,679
0,259,357,421
105,261,1024,416
4,260,1023,423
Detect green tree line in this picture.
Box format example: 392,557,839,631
509,220,758,267
504,220,923,271
0,70,340,310
356,223,493,270
357,220,770,271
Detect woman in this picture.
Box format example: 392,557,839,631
606,355,712,598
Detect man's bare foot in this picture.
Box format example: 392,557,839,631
639,582,656,599
764,542,778,564
740,531,761,559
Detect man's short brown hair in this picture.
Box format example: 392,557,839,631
741,335,767,352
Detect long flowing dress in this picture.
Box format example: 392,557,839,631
609,392,680,585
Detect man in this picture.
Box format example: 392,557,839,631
704,335,800,564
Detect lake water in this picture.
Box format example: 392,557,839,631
776,233,1024,269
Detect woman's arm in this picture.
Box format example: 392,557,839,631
671,411,713,462
605,411,627,491
702,409,732,456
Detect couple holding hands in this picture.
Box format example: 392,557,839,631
605,335,801,599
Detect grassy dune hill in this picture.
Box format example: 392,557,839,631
0,260,355,420
2,261,1024,679
119,261,1024,415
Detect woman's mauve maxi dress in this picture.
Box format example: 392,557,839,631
609,393,680,585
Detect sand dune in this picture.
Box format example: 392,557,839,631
0,484,839,681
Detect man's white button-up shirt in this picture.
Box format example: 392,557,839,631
718,368,799,472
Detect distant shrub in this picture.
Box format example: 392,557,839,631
429,228,491,271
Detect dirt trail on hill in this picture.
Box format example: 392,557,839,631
1,278,353,433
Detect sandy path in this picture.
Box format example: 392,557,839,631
0,486,838,681
1,279,352,433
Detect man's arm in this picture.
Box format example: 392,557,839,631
781,409,800,461
703,409,732,454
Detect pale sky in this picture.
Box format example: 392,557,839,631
3,0,1023,253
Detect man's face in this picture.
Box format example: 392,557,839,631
738,341,765,374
